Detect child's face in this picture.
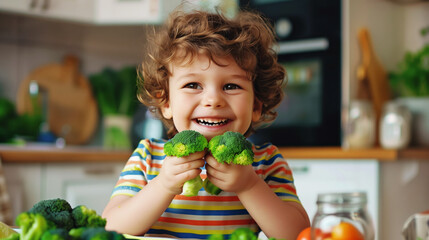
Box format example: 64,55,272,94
161,54,262,140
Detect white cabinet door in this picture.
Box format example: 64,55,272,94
3,163,43,220
0,0,32,13
42,162,123,215
0,0,182,25
287,160,380,239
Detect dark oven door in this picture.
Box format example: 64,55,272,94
241,0,342,146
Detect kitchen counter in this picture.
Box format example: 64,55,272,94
0,144,427,163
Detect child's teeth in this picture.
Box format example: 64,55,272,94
197,119,227,126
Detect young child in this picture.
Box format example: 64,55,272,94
102,9,310,240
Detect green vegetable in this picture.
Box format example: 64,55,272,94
0,97,42,143
28,198,74,231
208,131,254,165
164,130,208,196
79,227,125,240
229,228,258,240
72,205,106,228
89,67,138,117
41,228,70,240
202,178,222,195
207,228,260,240
389,44,429,97
164,130,208,157
15,212,52,240
204,131,254,195
89,66,138,149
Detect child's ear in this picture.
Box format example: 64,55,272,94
160,102,173,119
252,99,263,122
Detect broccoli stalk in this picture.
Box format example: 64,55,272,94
204,131,254,195
164,130,208,197
15,212,52,240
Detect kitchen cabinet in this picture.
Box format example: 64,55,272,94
3,162,124,220
288,159,380,239
0,0,182,25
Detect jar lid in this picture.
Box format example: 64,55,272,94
316,192,367,205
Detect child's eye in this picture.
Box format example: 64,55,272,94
223,84,241,90
184,82,201,89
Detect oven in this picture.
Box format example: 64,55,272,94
240,0,342,146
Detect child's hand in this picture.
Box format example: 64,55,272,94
205,154,258,194
158,151,206,195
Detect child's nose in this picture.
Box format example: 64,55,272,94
202,89,225,108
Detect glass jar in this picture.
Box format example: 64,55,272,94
311,192,375,240
379,101,411,149
342,100,376,149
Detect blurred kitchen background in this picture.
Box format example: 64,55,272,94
0,0,429,239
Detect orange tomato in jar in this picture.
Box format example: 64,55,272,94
331,222,364,240
296,227,332,240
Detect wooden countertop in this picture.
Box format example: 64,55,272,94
0,144,427,163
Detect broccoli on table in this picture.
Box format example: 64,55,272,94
204,131,254,195
72,205,106,228
15,212,53,240
41,228,70,240
79,227,125,240
28,198,74,231
164,130,208,197
229,227,258,240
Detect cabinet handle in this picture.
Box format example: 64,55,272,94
42,0,50,11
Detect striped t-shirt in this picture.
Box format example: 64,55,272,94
111,138,300,239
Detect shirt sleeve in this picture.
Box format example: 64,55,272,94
110,139,153,198
253,143,300,203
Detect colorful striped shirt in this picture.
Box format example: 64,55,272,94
111,138,300,239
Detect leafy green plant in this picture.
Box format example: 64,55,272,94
389,29,429,97
89,66,138,117
89,66,139,149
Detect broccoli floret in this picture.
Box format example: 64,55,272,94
164,130,208,157
208,131,254,165
229,227,258,240
80,227,125,240
29,198,74,231
41,228,71,240
15,212,52,240
164,130,208,197
204,131,255,195
72,205,106,228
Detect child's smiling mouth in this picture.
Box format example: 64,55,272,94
196,118,229,126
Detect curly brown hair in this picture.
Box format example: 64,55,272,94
137,9,286,138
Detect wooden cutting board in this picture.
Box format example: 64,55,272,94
357,28,391,119
16,55,98,145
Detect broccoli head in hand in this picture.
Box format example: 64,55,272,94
208,131,254,165
164,130,208,157
164,130,208,197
